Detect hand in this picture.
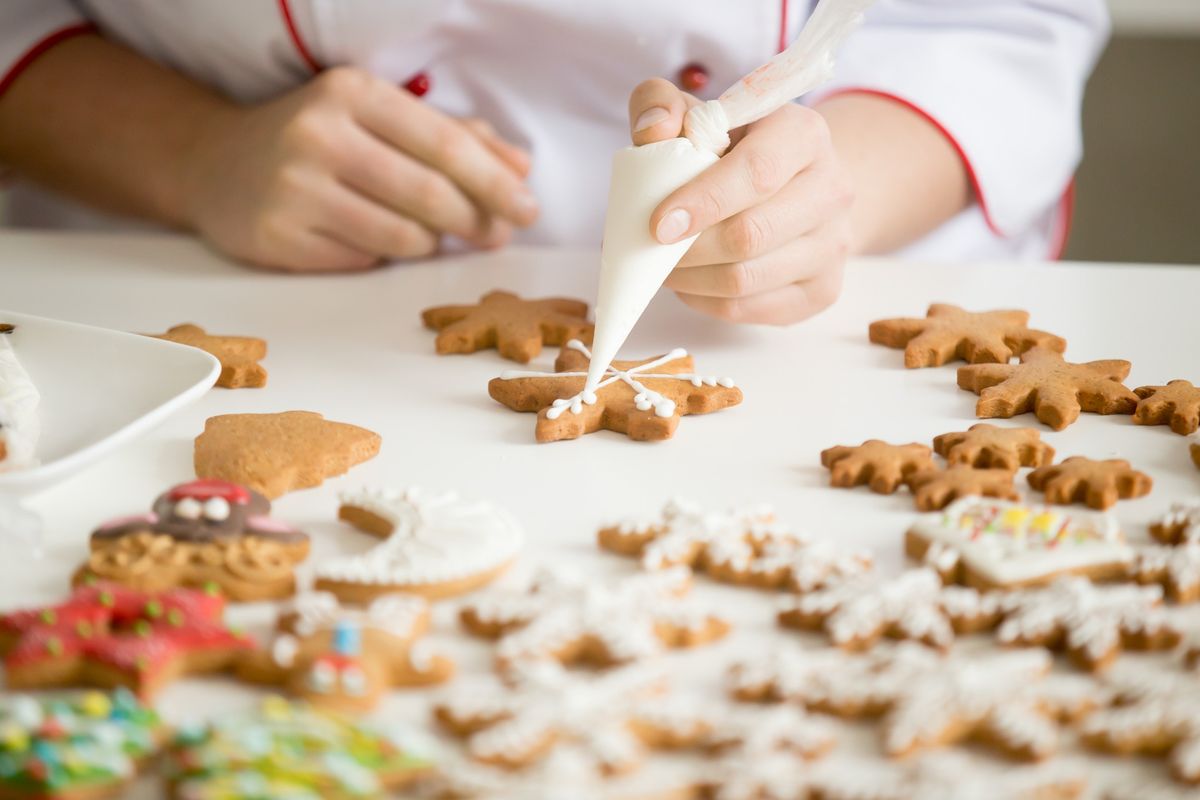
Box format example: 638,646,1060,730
628,79,854,324
182,67,538,271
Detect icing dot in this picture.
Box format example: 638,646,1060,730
174,498,202,520
203,497,230,522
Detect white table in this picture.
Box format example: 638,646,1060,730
2,231,1199,797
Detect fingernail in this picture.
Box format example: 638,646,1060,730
634,107,670,133
656,208,691,243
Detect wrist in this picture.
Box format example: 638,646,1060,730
171,99,242,232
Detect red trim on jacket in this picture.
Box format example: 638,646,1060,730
1048,179,1076,260
279,0,322,73
0,23,97,102
778,0,790,53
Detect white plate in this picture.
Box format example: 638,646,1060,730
0,311,219,497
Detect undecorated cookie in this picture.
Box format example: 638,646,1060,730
932,423,1055,470
1027,456,1153,510
422,290,594,363
820,440,934,494
1134,379,1200,435
868,303,1066,368
905,464,1019,511
194,411,380,499
147,323,267,388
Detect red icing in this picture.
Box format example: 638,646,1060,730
167,480,251,505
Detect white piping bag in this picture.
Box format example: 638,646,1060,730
585,0,875,393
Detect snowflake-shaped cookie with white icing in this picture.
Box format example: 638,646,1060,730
459,565,729,669
1151,502,1200,545
1132,543,1200,603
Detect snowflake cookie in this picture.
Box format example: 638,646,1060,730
315,487,524,602
1131,543,1200,603
459,565,729,669
868,303,1066,368
421,290,594,364
906,497,1133,590
1027,456,1153,510
1152,502,1200,545
597,498,872,592
147,323,267,389
932,423,1056,470
820,440,934,494
905,464,1019,512
1134,379,1200,436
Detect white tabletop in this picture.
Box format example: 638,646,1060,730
1,231,1199,797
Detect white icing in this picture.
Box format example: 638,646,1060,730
173,497,202,520
203,497,231,522
1158,501,1200,543
0,329,39,471
1134,542,1200,598
315,487,523,587
271,633,299,668
286,590,426,639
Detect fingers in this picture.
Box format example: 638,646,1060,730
664,225,845,298
251,227,379,273
651,104,830,246
317,179,439,260
463,118,532,178
628,78,696,146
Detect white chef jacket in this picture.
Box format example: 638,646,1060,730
0,0,1109,262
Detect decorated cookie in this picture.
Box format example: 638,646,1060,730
1027,457,1153,510
1103,776,1200,800
237,592,453,713
488,339,741,442
1081,663,1200,784
459,566,729,669
147,323,267,389
0,583,252,698
868,303,1066,368
932,423,1055,470
820,440,934,494
957,347,1138,430
194,411,381,499
815,752,1087,800
421,290,594,364
1134,380,1200,435
1152,502,1200,545
0,323,40,471
906,497,1133,590
597,499,872,592
166,696,434,799
777,568,962,650
0,689,162,800
314,487,523,603
1131,543,1200,603
75,479,309,601
905,464,1019,511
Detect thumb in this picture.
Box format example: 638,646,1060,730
628,78,696,146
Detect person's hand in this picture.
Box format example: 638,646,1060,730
628,79,854,324
182,67,538,271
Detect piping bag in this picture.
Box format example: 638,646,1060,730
584,0,875,393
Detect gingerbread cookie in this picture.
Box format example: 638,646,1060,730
0,322,39,471
905,464,1019,511
932,423,1055,470
957,348,1138,430
597,499,872,592
868,303,1066,368
1027,457,1153,510
815,752,1086,800
0,689,162,800
147,323,267,389
1130,543,1200,603
488,339,741,442
237,592,453,713
907,497,1133,590
1152,502,1200,544
194,411,381,498
167,696,434,798
422,290,594,363
314,487,523,603
1192,436,1200,470
820,440,934,494
74,479,309,601
0,583,252,698
459,566,729,669
1134,379,1200,435
698,705,836,800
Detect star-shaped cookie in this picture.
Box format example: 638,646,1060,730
869,303,1065,368
1027,456,1153,510
1134,379,1200,435
932,423,1055,470
422,290,593,363
148,323,267,388
905,464,1019,511
488,339,742,442
820,440,934,494
957,347,1138,430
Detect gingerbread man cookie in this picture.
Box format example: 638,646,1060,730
1152,502,1200,545
868,303,1066,368
147,323,267,389
0,583,252,698
194,411,381,498
820,440,934,494
905,464,1019,511
488,339,741,442
75,479,309,601
932,423,1055,470
1027,456,1153,510
237,592,454,713
957,347,1138,430
315,487,524,603
422,290,594,363
1134,379,1200,435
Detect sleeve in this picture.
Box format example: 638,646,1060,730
0,0,95,101
811,0,1110,239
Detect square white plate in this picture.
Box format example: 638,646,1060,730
0,311,219,497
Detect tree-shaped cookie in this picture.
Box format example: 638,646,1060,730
1027,456,1153,510
422,290,594,363
816,753,1086,800
932,423,1055,469
905,464,1019,511
488,339,742,442
957,348,1138,430
820,440,933,494
147,323,267,388
194,411,381,498
1134,379,1200,435
869,303,1066,368
1152,502,1200,545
